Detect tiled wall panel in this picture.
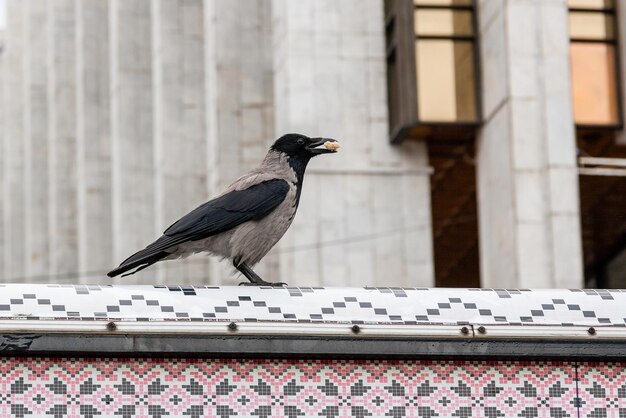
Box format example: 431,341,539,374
577,363,626,417
1,357,618,417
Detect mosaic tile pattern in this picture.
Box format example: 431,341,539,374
577,363,626,417
0,357,595,417
0,284,625,326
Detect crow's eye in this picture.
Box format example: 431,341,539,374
297,138,305,145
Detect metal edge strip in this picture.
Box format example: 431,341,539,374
1,321,625,339
2,333,626,361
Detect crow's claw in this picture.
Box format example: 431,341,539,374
234,260,287,287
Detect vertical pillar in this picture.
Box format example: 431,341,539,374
47,0,78,281
109,0,155,283
272,0,434,286
2,0,26,281
24,0,49,279
0,22,5,278
152,0,209,283
477,0,583,288
76,0,112,281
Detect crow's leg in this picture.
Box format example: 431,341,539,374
234,260,286,286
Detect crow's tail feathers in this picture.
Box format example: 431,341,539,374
107,249,170,278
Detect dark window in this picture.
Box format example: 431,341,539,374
385,0,480,142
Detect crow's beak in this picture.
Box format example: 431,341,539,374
307,138,340,155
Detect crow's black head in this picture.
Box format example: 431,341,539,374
271,133,339,159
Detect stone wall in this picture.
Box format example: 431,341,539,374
272,0,434,286
0,21,4,278
0,0,435,286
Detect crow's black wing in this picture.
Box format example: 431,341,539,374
107,179,290,277
164,178,290,238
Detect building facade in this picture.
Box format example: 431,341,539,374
0,0,624,289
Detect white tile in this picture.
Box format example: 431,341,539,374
2,284,624,326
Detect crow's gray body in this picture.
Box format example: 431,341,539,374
163,150,298,266
107,134,338,285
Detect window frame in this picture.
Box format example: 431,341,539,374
385,0,482,143
569,1,624,130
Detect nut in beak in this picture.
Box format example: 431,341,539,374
324,141,341,151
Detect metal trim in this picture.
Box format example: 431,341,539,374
0,320,468,338
3,333,626,361
2,321,626,339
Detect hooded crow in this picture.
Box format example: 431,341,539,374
107,133,339,286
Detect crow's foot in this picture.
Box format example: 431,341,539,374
234,260,287,287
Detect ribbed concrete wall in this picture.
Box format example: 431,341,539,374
272,0,434,286
0,22,4,279
0,0,434,286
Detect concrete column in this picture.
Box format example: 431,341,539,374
2,0,26,281
151,0,209,283
76,0,112,282
272,0,434,286
0,26,5,278
24,0,49,279
47,0,78,281
109,0,155,284
477,0,583,288
204,0,276,284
